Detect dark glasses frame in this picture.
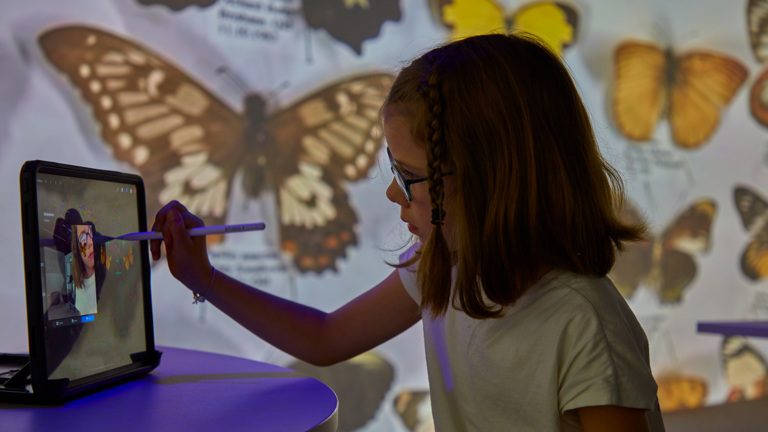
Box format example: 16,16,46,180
387,147,453,202
387,147,428,202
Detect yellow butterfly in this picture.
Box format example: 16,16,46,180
612,40,748,149
429,0,579,55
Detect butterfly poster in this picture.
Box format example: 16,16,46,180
612,39,747,149
428,0,579,55
38,25,394,274
734,185,768,282
608,199,717,304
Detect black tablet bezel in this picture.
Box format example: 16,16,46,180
18,160,160,402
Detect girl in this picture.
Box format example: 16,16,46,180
71,223,98,315
151,33,665,431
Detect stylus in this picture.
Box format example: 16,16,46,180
113,223,266,241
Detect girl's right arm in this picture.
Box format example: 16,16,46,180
150,201,422,366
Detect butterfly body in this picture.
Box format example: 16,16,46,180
613,40,747,149
39,25,394,273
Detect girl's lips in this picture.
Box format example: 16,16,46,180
406,223,418,234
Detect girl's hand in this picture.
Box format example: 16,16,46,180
150,200,213,294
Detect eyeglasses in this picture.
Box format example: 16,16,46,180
387,147,428,202
387,147,454,202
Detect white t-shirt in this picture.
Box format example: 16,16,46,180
75,273,98,316
398,246,665,432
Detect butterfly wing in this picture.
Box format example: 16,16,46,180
394,390,433,431
748,0,768,63
38,26,243,232
612,41,667,143
289,351,394,431
656,199,717,303
656,373,708,412
723,336,768,402
669,51,747,149
302,0,402,55
263,74,394,273
512,2,580,55
436,0,506,40
609,202,653,298
748,0,768,126
734,186,768,280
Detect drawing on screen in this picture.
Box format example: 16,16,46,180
734,185,768,282
49,210,107,320
608,199,717,303
38,25,394,274
612,39,747,149
428,0,579,55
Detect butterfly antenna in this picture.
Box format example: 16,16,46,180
215,65,252,93
266,80,291,101
304,27,314,64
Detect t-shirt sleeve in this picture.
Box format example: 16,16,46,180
557,286,659,414
397,242,421,304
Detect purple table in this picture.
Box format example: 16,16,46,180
0,346,338,432
697,321,768,338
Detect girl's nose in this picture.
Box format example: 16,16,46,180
385,177,407,204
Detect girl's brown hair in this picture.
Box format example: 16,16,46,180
384,33,645,319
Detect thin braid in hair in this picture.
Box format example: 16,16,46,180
424,62,447,225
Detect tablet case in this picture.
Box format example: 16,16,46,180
1,160,161,403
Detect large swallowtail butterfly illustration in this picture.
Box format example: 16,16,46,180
39,25,394,273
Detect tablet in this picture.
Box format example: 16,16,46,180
0,160,160,403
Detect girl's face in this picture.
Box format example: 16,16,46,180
76,225,95,272
384,113,454,243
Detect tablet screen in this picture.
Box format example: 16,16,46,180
34,172,149,382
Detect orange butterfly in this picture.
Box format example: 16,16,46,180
39,25,393,273
612,40,747,149
609,200,717,303
656,373,707,412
